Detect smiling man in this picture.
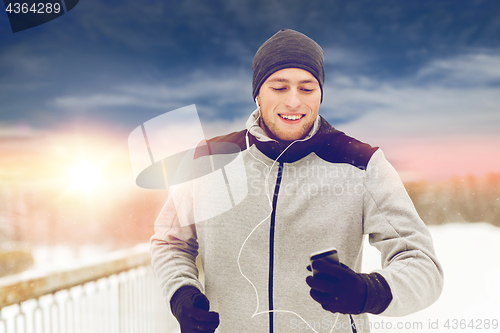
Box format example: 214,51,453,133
257,68,321,141
151,29,443,333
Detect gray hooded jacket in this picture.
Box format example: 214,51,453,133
150,110,443,333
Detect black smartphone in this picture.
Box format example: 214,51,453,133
310,247,339,275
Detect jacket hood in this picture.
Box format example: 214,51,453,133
246,108,321,143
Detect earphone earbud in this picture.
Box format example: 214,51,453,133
239,117,339,333
246,101,261,150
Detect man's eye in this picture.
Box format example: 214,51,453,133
272,87,286,91
302,88,314,92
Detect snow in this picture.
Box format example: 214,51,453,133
363,222,500,333
30,244,114,271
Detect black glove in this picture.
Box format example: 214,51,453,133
170,286,220,333
306,260,392,315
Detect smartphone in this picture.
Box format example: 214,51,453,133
310,247,339,275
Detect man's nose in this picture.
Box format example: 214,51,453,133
284,89,302,109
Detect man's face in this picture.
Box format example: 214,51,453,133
257,68,321,141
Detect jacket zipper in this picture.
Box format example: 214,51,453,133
269,162,284,333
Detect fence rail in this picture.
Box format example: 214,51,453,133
0,245,180,333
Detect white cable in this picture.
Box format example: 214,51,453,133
239,119,340,333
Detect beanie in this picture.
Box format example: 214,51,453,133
252,29,325,102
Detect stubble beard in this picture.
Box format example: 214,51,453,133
259,117,313,142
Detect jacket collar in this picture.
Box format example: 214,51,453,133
245,108,327,163
246,108,321,142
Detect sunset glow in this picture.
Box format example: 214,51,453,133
67,159,103,194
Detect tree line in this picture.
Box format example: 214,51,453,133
1,172,499,246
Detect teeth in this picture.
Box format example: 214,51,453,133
280,114,303,120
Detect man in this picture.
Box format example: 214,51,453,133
151,29,443,333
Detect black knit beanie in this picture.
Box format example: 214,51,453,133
252,29,325,102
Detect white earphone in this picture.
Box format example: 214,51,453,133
245,98,261,150
239,113,340,332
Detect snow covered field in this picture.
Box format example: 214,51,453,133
364,223,500,333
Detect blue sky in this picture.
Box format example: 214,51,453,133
1,0,499,180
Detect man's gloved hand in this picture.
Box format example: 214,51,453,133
306,260,367,314
170,286,220,333
306,259,393,315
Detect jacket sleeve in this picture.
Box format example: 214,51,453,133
363,149,444,316
150,180,203,308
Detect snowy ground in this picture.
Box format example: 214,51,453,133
29,243,116,272
364,222,500,333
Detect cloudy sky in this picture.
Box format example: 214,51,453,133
1,0,499,182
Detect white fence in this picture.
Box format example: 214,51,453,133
0,246,180,333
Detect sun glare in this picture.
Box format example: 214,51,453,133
68,159,103,194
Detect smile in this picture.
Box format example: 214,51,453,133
279,114,305,120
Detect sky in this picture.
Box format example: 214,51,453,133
1,0,499,183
